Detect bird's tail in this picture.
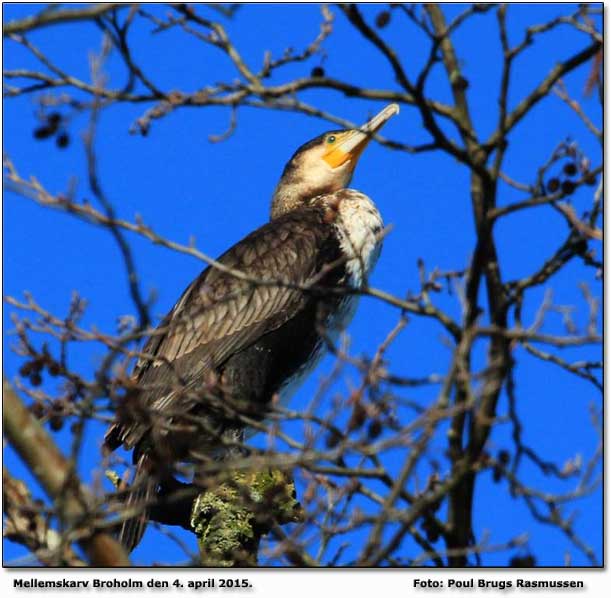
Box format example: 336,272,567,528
116,453,156,553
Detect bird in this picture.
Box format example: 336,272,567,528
104,103,399,551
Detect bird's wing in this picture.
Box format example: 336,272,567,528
106,208,342,451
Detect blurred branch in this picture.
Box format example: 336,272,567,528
3,468,87,566
555,203,602,241
3,4,127,36
3,378,131,566
554,80,602,142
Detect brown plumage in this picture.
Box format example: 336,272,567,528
105,105,399,552
105,207,346,455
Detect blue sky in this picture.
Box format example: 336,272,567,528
3,4,602,566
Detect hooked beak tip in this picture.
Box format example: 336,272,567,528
323,103,399,169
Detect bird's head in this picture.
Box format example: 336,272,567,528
271,104,399,219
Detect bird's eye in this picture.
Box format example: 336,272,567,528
327,135,336,144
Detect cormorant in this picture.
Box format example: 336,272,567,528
104,103,399,551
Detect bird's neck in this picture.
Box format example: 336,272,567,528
270,184,304,220
271,177,342,220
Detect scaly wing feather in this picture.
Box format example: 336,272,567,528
105,208,341,451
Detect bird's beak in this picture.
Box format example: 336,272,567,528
323,103,400,169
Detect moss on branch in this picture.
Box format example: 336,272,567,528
190,469,303,566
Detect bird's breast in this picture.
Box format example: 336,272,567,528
276,191,383,407
330,189,384,287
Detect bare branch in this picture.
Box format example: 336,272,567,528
3,4,127,36
3,378,131,566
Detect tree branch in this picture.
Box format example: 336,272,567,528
3,4,127,36
3,378,131,566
